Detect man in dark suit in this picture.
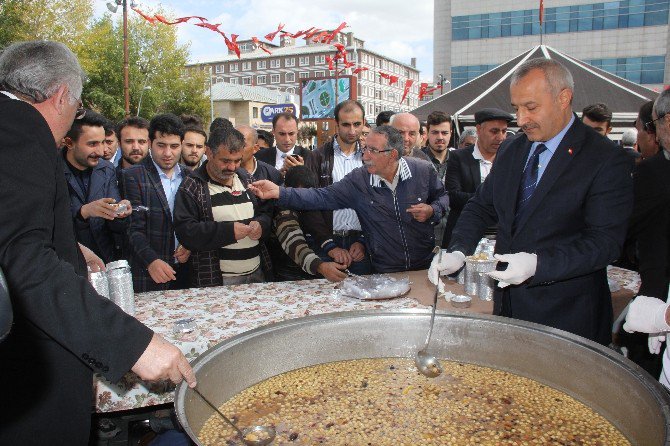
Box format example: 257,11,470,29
255,112,311,176
0,40,194,445
430,58,633,345
62,109,131,263
442,108,513,247
122,114,192,292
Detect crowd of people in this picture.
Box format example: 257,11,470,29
1,38,670,445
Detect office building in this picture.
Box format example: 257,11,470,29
187,32,421,121
435,0,670,89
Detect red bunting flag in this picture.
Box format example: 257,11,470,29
401,79,414,103
154,15,206,25
352,67,369,75
324,22,347,44
304,28,322,39
380,72,398,84
223,33,241,58
265,23,285,41
251,37,273,54
194,21,222,33
325,56,334,71
132,7,156,24
312,31,329,43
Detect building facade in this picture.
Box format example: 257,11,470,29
435,0,670,89
187,32,421,122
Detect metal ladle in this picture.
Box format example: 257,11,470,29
415,246,444,378
192,386,276,446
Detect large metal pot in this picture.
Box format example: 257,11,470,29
175,310,670,445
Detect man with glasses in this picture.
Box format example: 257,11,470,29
249,125,449,273
636,101,661,161
0,40,195,445
304,100,372,275
62,109,131,263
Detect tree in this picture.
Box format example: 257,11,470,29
0,2,209,123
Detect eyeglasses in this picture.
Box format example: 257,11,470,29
644,114,665,133
361,147,392,154
75,100,86,120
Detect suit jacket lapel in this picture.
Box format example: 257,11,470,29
513,120,582,235
145,159,171,218
63,168,86,203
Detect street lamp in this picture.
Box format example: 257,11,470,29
106,0,138,117
136,86,151,116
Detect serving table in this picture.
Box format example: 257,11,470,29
94,266,639,413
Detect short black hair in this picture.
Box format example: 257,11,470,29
184,126,207,140
375,110,395,127
209,117,234,133
149,113,185,141
180,114,203,130
638,100,655,134
582,103,612,126
284,165,318,188
426,111,452,131
102,117,116,137
257,129,274,147
334,99,365,123
207,126,245,155
272,112,298,128
66,109,107,141
116,116,149,140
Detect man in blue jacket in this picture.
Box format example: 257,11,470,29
249,125,449,273
62,109,131,263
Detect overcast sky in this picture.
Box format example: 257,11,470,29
94,0,435,81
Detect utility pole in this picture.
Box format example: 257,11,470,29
123,0,130,117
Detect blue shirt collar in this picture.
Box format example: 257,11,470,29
151,156,182,180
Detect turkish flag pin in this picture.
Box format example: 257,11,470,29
231,190,242,196
568,148,573,155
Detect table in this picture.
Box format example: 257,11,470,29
94,266,639,413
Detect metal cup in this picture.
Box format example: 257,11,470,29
464,257,497,300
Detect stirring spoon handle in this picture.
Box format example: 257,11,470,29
192,387,246,438
424,247,443,349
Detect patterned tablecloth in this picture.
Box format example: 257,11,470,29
94,266,639,413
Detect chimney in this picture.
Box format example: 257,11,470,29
280,35,295,47
410,58,416,68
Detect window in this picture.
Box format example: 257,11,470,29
286,72,295,82
587,54,665,84
271,74,280,84
230,77,238,84
270,59,281,68
315,71,325,78
242,61,251,71
241,76,251,85
257,60,266,69
215,64,224,74
299,71,309,78
315,55,325,64
285,57,295,67
257,75,266,84
230,63,239,72
299,56,310,66
253,107,259,119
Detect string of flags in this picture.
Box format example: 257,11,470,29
131,7,442,103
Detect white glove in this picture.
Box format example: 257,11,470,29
649,333,666,355
428,250,465,285
623,295,670,334
486,252,537,287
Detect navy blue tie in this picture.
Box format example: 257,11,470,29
514,143,547,228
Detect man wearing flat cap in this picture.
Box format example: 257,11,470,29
442,107,513,246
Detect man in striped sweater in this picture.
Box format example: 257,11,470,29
174,127,273,287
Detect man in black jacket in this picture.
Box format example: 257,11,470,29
255,112,311,175
0,40,194,445
442,108,512,247
303,100,372,274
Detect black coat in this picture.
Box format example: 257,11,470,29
449,117,634,345
627,151,670,298
255,145,311,168
0,93,153,444
443,146,481,247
